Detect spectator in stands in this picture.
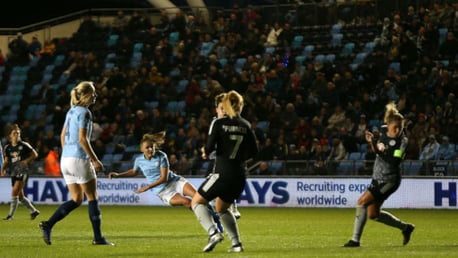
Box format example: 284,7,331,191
327,105,346,130
253,161,272,175
28,36,42,56
8,32,30,65
438,31,458,63
418,134,440,174
44,145,61,177
326,137,347,174
111,10,129,35
0,48,5,66
309,139,329,175
437,136,456,160
264,22,283,47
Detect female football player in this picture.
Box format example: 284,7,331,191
108,131,222,229
1,123,40,221
192,90,258,253
344,102,415,247
39,81,113,246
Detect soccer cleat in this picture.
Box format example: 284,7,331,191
30,210,40,220
229,203,241,220
233,210,241,220
203,232,224,252
39,221,52,245
402,224,415,245
92,238,115,246
3,215,13,221
343,240,360,247
228,243,244,253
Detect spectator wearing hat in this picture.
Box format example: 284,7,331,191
437,136,456,160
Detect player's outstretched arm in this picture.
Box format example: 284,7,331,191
108,169,137,179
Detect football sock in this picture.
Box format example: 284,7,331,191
192,203,217,235
88,200,103,240
351,205,367,242
373,210,405,230
48,200,80,227
20,197,37,212
220,210,240,246
8,196,19,217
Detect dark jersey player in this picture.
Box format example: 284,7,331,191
344,102,415,247
191,90,258,253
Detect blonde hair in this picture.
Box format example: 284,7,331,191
141,131,166,147
384,102,404,126
221,90,244,118
70,81,95,107
214,92,226,106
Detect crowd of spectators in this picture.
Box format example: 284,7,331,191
0,2,457,176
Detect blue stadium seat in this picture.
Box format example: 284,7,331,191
303,45,315,58
348,152,362,160
169,31,180,46
291,35,304,49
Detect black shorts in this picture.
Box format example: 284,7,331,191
11,173,29,187
198,173,245,203
368,179,400,202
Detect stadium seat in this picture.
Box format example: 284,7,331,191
331,23,342,34
295,55,306,65
169,31,180,46
348,152,362,160
408,161,422,175
234,58,247,74
268,161,284,175
133,42,144,52
177,79,189,94
256,121,270,132
314,54,325,64
438,28,448,45
291,35,304,49
265,46,276,55
363,41,376,53
331,33,343,47
325,54,336,63
107,34,119,47
340,42,355,57
337,161,352,175
353,52,368,64
303,45,315,58
53,54,66,66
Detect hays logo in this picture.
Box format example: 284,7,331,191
24,180,70,202
434,182,457,206
238,180,289,205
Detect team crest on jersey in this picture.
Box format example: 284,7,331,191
389,139,396,146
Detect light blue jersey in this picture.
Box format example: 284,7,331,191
61,106,93,159
133,150,179,194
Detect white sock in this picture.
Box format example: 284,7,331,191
192,203,217,235
351,205,367,242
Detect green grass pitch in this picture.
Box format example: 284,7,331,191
0,205,457,258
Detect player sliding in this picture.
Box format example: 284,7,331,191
108,131,222,231
344,102,415,247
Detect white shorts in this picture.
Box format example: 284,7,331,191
157,176,190,205
60,157,96,184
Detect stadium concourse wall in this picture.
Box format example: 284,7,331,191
0,177,457,209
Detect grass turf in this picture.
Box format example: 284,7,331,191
0,205,456,258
